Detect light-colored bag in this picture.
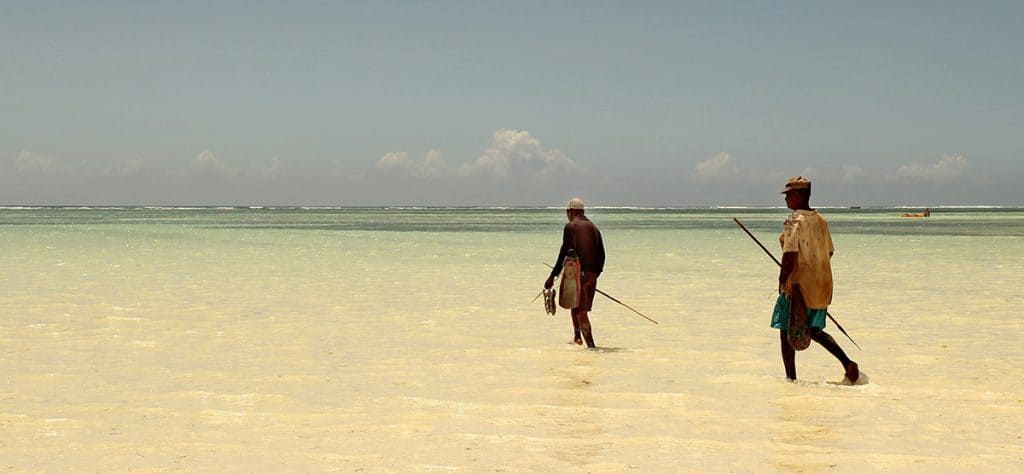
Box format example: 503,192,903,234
558,250,581,309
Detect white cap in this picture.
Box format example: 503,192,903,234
566,198,585,210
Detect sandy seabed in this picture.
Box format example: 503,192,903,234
2,211,1022,471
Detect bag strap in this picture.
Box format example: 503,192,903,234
570,219,584,276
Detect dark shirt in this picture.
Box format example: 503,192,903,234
550,216,605,277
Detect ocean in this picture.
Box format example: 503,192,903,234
1,206,1022,471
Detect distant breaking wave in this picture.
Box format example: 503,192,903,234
0,204,1018,211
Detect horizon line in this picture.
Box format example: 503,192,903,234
0,204,1017,210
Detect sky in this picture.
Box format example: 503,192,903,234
2,1,1022,206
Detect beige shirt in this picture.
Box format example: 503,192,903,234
779,210,834,308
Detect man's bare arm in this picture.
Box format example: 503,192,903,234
779,251,798,292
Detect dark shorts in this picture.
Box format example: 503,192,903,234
576,272,599,312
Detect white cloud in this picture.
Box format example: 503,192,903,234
12,150,146,179
245,158,282,179
459,129,577,178
376,151,411,169
375,131,573,181
329,160,366,182
376,150,448,178
15,150,69,173
422,149,446,176
694,152,740,179
187,150,281,179
840,164,866,184
190,149,235,176
897,154,967,180
100,158,144,178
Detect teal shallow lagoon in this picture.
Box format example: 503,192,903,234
4,206,1023,235
1,207,1022,470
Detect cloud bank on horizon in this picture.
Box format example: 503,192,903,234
1,132,985,206
374,129,578,180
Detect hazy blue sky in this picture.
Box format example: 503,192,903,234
2,1,1021,206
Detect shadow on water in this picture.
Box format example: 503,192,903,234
590,346,629,353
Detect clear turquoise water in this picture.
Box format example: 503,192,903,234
1,207,1022,470
3,206,1021,235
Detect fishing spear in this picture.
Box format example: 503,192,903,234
732,218,861,350
542,263,658,324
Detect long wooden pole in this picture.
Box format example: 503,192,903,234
544,264,658,325
531,289,545,304
595,288,659,325
732,218,861,350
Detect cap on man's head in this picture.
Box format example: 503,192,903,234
566,198,585,210
780,176,811,194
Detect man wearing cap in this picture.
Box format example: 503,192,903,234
774,177,860,383
545,198,605,347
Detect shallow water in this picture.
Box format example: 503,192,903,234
1,207,1022,471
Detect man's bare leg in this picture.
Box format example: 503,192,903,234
809,328,858,383
780,330,797,380
570,311,583,345
576,309,596,348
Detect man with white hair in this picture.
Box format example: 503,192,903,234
545,198,605,347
